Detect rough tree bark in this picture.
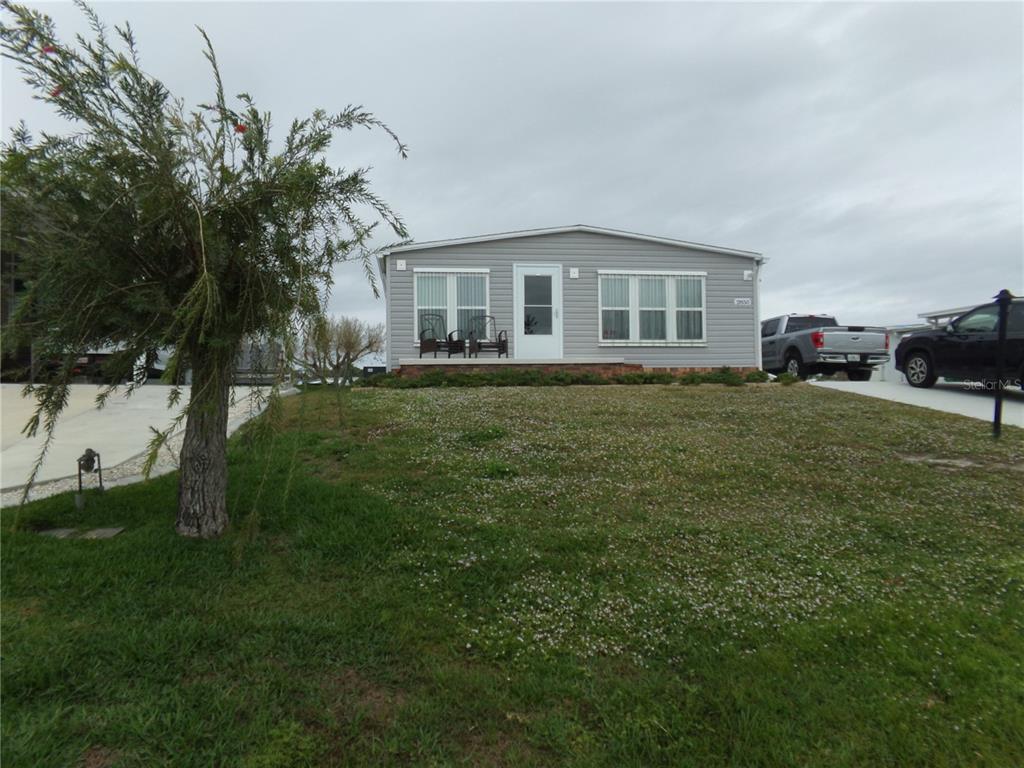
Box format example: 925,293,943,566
176,354,232,538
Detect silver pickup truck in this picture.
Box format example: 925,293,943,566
761,314,889,380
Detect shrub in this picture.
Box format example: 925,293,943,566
703,367,745,387
745,369,771,383
611,371,675,385
572,372,609,386
361,366,764,389
546,371,575,386
777,372,800,386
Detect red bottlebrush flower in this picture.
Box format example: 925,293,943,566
42,44,57,54
50,85,63,98
234,123,247,134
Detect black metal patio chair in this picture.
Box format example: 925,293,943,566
418,313,466,358
466,315,509,358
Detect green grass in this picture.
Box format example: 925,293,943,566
3,384,1023,767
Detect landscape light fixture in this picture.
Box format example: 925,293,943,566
75,448,104,510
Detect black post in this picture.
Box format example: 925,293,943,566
992,289,1013,439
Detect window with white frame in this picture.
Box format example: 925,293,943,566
600,276,630,340
598,271,706,344
414,270,489,341
639,277,667,340
675,276,703,341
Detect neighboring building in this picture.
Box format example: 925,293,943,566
145,338,287,385
377,225,765,373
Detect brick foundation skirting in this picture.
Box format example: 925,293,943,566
394,363,757,379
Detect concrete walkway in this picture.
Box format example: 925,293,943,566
811,380,1024,427
1,384,281,491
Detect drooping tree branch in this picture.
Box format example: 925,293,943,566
1,1,407,533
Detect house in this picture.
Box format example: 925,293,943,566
378,225,765,375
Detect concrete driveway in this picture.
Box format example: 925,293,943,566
811,379,1024,427
1,384,276,490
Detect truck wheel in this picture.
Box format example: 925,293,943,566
847,369,872,382
784,352,806,379
905,352,936,388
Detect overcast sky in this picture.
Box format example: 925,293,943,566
3,1,1022,330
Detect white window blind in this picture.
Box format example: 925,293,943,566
598,272,706,345
414,271,490,341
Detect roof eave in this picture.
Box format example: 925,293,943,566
380,224,764,261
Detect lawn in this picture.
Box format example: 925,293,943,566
2,384,1023,767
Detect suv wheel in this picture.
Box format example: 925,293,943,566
905,352,936,388
785,352,806,379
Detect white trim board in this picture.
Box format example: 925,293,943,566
597,269,708,277
412,267,490,273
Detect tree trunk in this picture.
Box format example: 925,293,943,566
177,356,232,538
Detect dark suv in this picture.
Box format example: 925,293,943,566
895,299,1024,388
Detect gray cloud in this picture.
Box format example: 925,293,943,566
4,1,1021,331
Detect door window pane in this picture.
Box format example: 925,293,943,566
523,273,553,336
524,307,552,335
524,275,552,306
602,310,629,340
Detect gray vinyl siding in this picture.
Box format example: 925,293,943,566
384,231,758,370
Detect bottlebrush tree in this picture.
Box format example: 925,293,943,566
0,1,407,537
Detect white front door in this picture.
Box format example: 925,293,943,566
514,264,563,359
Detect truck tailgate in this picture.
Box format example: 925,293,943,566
820,328,887,353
